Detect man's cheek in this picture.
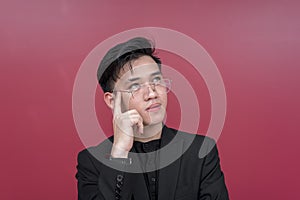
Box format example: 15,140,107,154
128,98,141,111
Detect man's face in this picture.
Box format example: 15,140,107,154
113,55,168,126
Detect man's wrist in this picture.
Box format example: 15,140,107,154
111,145,129,158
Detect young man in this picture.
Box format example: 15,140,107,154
76,37,229,200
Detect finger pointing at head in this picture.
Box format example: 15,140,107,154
113,91,122,116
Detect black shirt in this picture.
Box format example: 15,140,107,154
133,139,161,200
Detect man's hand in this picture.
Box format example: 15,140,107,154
111,92,144,158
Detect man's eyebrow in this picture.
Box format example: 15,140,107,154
126,71,162,82
127,77,140,82
150,71,162,76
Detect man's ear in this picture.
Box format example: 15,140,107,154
104,92,114,110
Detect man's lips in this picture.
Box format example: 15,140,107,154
146,103,161,111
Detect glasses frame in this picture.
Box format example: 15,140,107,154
113,78,172,98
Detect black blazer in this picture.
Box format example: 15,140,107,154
76,126,229,200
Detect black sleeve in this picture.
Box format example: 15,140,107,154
76,149,133,200
199,141,230,200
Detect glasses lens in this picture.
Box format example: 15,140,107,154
131,79,171,97
157,79,171,93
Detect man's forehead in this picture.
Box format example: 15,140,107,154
119,63,161,80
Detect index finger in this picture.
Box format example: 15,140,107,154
113,91,122,115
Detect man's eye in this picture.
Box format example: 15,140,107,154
152,77,161,83
129,83,140,91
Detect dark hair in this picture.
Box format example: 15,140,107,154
97,37,161,92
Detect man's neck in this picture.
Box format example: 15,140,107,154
134,123,163,143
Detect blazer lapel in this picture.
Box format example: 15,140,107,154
158,126,184,200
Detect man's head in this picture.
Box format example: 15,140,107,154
97,37,169,126
97,37,161,93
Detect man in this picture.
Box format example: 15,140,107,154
76,37,229,199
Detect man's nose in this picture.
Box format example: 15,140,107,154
144,84,157,99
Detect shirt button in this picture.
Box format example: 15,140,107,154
143,143,149,150
151,177,156,182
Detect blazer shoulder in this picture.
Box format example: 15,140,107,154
167,126,216,145
166,127,217,157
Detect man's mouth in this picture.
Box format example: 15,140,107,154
146,103,161,112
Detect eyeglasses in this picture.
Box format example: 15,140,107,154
114,78,172,98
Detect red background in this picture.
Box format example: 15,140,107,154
1,0,300,199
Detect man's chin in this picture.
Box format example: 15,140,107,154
144,111,165,124
142,118,164,127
